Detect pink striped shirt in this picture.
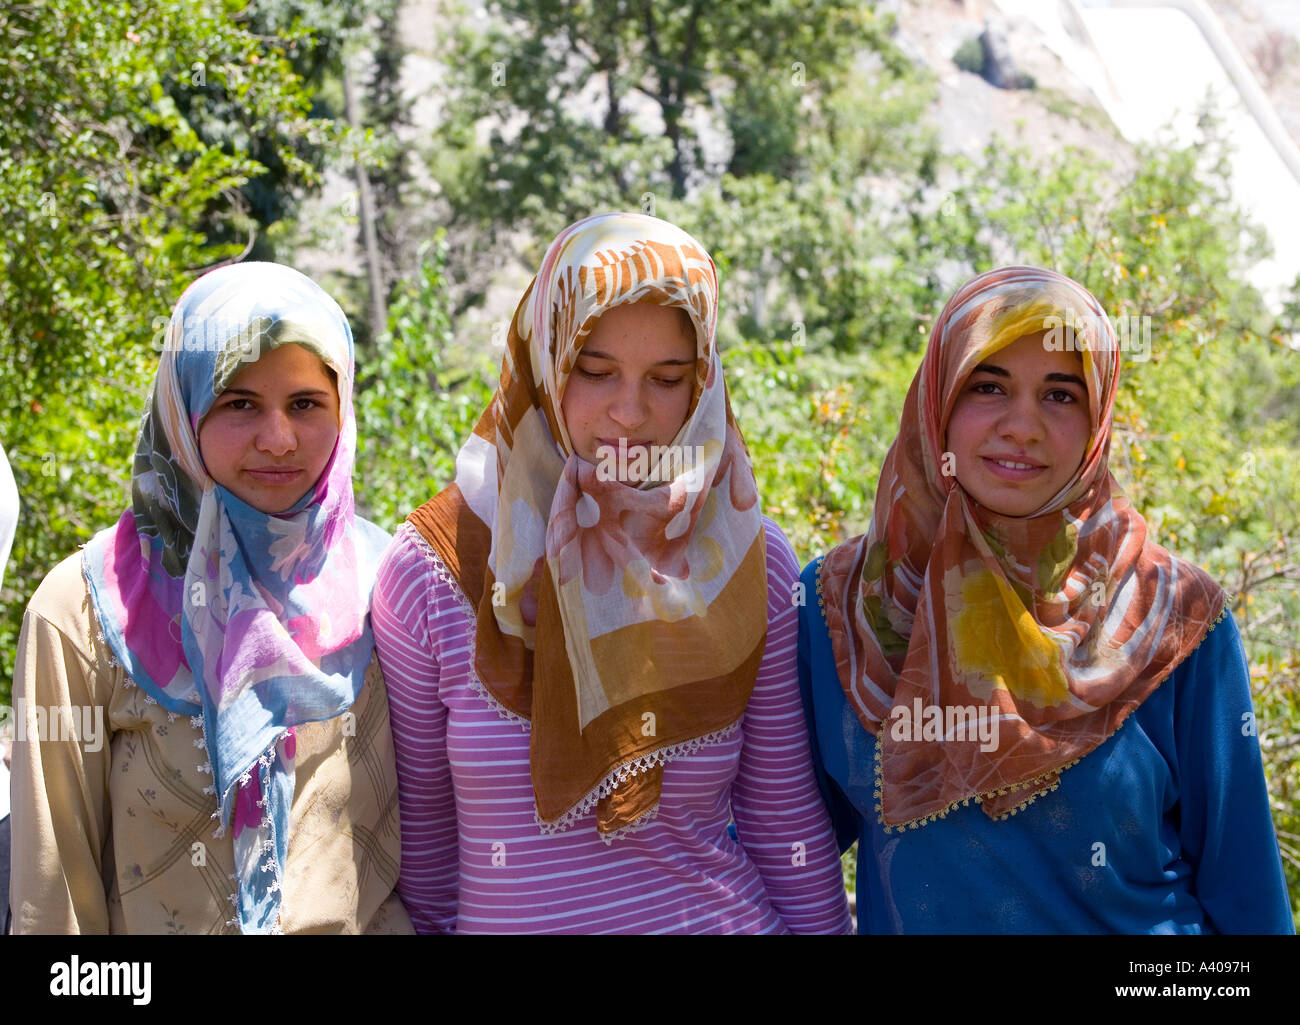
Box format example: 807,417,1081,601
372,518,852,934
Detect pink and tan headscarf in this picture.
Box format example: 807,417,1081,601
819,266,1227,828
409,212,765,837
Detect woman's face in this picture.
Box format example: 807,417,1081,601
945,330,1091,517
197,342,341,513
560,303,697,477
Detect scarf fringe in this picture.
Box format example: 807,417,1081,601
872,729,1082,833
535,722,741,839
871,702,1147,832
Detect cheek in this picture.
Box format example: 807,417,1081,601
1058,408,1092,467
943,403,992,491
560,381,596,434
666,388,692,433
196,419,237,475
943,403,978,459
309,420,341,469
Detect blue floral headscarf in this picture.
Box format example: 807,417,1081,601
83,263,389,933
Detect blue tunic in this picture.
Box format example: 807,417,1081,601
797,558,1294,934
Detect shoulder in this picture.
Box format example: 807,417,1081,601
24,552,95,648
378,522,446,586
795,551,837,667
760,516,799,596
374,522,470,623
353,514,396,565
15,552,110,699
1165,602,1244,694
1159,556,1238,686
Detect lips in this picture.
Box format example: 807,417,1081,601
244,466,304,485
981,454,1046,481
597,438,653,453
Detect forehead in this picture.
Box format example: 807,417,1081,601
975,330,1085,377
222,342,336,390
581,303,697,358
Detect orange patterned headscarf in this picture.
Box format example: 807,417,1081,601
819,266,1226,828
409,213,765,837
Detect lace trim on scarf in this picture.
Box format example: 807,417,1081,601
534,721,742,843
869,727,1081,833
399,521,739,842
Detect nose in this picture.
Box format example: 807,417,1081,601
608,379,650,431
995,394,1045,446
255,409,297,456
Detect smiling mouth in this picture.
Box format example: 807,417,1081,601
981,456,1046,480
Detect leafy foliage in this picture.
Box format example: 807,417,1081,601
353,233,497,530
0,0,350,701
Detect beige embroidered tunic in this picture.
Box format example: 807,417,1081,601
9,554,412,934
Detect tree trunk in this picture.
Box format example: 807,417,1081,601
343,60,388,343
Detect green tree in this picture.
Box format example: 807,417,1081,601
165,0,373,260
362,0,416,299
353,233,497,529
432,0,945,352
0,0,349,700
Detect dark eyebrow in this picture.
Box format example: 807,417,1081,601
579,348,695,367
970,363,1086,390
221,387,333,398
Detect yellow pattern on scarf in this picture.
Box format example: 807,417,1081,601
953,568,1070,707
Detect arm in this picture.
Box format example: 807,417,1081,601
1173,611,1294,934
795,556,864,857
729,521,853,934
370,525,459,934
9,564,113,933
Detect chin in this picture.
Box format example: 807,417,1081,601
246,491,301,515
969,489,1041,519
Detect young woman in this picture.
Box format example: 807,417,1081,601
799,265,1294,933
10,263,410,934
373,212,851,934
